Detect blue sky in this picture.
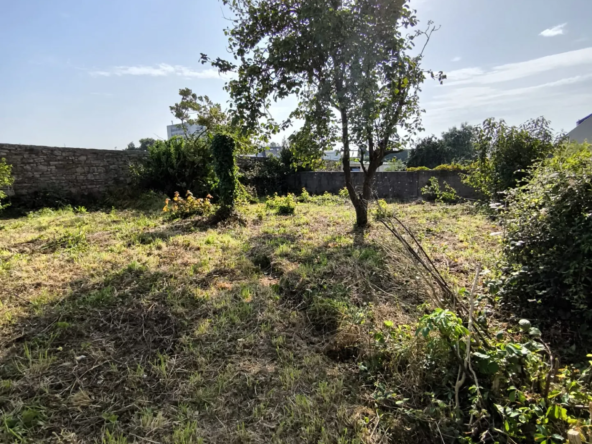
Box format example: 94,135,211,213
1,0,591,149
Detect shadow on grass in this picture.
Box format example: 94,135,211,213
0,264,191,441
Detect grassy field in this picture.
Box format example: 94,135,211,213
0,199,499,443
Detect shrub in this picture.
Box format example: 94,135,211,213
211,134,238,218
496,142,592,325
433,163,467,172
371,309,592,443
163,191,214,219
266,193,297,215
373,199,393,220
463,117,562,202
0,158,14,212
132,137,216,197
297,188,350,205
421,177,460,204
383,158,407,172
406,166,430,172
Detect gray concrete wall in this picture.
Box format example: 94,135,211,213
0,144,147,196
287,170,478,200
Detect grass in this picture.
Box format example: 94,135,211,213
0,199,499,443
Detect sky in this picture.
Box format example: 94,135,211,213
1,0,591,149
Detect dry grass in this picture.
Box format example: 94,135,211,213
0,200,499,443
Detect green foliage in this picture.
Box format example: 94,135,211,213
421,177,460,204
127,138,156,151
266,193,297,215
0,158,14,212
373,199,394,220
383,158,407,172
407,136,448,169
132,137,216,197
433,163,467,172
163,191,214,219
241,146,314,197
463,117,562,202
298,188,350,206
496,142,592,327
211,134,239,218
406,166,430,172
407,124,476,169
373,309,592,443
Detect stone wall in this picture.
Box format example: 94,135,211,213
0,144,147,196
287,170,478,200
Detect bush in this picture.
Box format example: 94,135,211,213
211,134,238,218
433,163,467,172
266,193,297,215
383,158,407,172
421,177,460,204
0,158,14,212
132,137,216,197
463,117,562,202
496,142,592,325
163,191,214,219
298,188,349,205
371,308,592,443
406,166,430,172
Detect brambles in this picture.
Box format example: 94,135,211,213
496,142,592,331
163,191,214,219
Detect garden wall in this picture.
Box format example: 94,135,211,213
287,171,478,200
0,144,146,196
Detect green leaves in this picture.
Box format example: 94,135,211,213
0,158,14,212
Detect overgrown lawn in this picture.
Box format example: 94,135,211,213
0,201,498,443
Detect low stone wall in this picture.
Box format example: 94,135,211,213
287,170,478,200
0,144,147,196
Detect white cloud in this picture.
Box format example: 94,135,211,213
445,47,592,85
540,23,567,37
430,73,592,114
451,56,462,62
89,64,230,79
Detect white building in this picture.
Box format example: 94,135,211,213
322,150,341,161
167,123,205,140
568,114,592,143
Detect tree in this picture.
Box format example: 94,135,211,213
169,88,254,154
464,117,563,201
406,136,448,169
202,0,442,227
407,123,475,168
441,123,475,162
139,138,156,151
126,142,137,151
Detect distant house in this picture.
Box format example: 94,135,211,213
568,114,592,143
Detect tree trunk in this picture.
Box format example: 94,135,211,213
340,109,368,227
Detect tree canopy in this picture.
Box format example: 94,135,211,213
203,0,442,226
407,123,475,168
